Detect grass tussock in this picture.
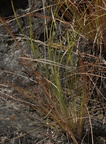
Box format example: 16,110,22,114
0,0,106,143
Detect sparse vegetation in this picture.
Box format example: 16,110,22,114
0,0,106,143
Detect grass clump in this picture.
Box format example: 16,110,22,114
0,0,106,143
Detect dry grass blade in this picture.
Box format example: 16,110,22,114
55,0,106,51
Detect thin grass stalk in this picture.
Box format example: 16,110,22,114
11,0,24,35
11,0,35,51
29,9,36,57
77,55,89,138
